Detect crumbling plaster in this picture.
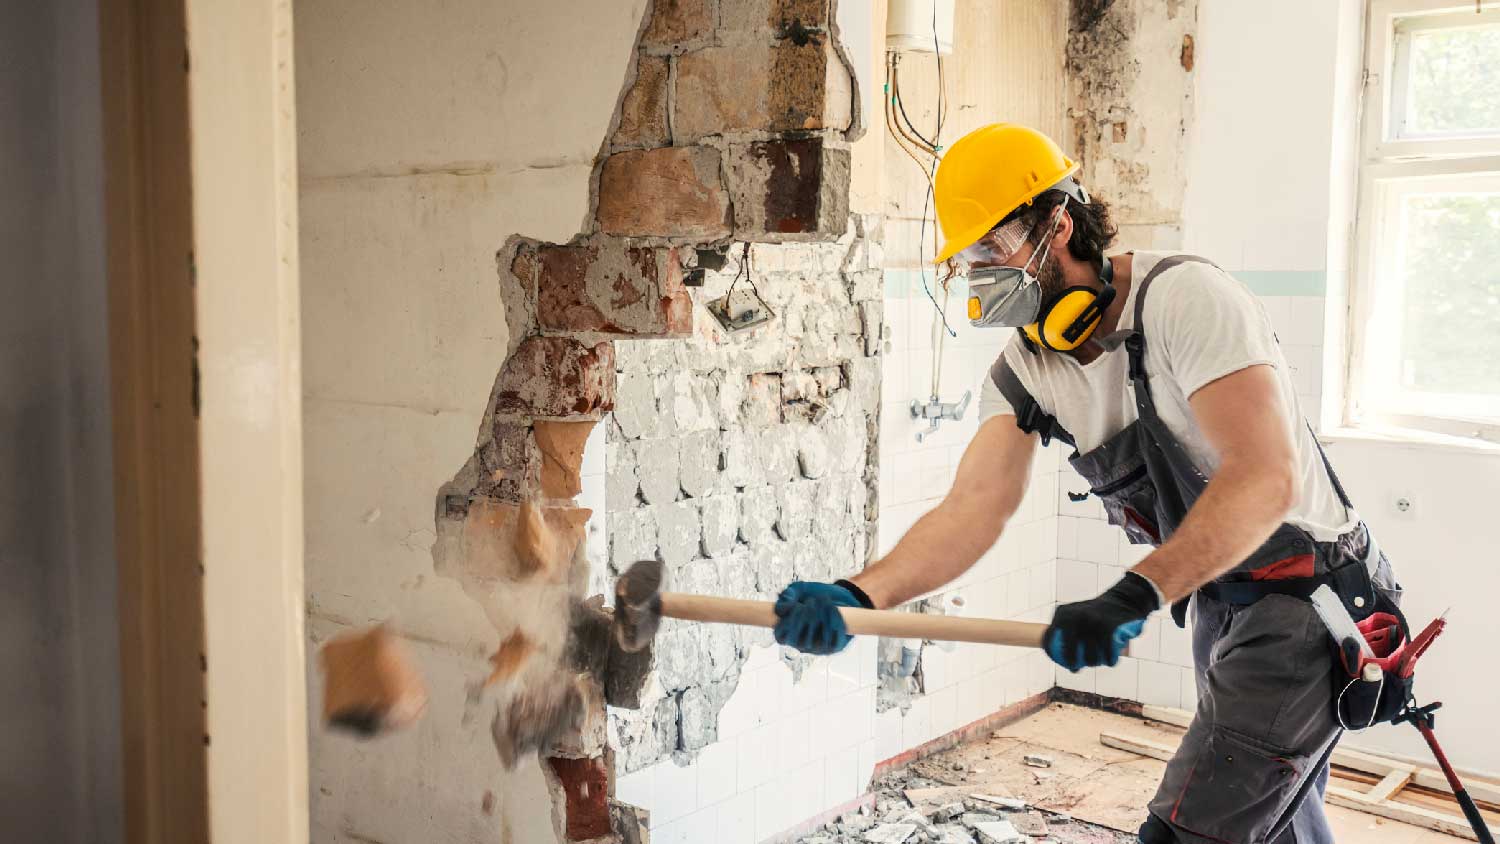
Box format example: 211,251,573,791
1067,0,1198,251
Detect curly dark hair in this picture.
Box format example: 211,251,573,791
1008,189,1118,266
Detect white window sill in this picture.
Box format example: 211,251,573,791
1317,424,1500,456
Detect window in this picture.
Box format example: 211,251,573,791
1350,0,1500,443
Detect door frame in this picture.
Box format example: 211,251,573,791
102,0,308,841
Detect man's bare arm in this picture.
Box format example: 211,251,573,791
1131,364,1300,602
850,416,1036,609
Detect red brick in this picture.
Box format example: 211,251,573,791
614,55,669,148
536,238,693,337
641,0,714,49
673,39,851,141
596,147,730,239
547,755,611,841
495,337,615,418
726,138,850,239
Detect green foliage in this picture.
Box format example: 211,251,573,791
1398,193,1500,395
1406,24,1500,136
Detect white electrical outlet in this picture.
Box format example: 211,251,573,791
1390,493,1415,520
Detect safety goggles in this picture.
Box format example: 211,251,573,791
950,216,1036,276
957,198,1068,328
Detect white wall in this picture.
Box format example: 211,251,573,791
296,2,648,841
1173,0,1498,775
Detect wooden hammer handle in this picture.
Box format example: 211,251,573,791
658,593,1047,648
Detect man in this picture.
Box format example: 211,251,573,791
772,124,1402,843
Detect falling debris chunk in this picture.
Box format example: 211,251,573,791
1011,811,1049,837
486,630,534,685
319,625,427,736
972,819,1027,844
1022,753,1053,769
863,822,917,843
533,419,595,498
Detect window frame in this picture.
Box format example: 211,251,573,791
1346,0,1500,446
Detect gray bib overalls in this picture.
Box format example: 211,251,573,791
991,255,1402,844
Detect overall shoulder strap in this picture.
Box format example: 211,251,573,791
1124,254,1219,381
989,354,1075,448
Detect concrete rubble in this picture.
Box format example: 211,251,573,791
791,762,1134,844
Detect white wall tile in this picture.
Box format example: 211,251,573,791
1138,661,1183,710
1097,657,1139,701
928,685,959,739
1055,665,1096,694
651,758,700,825
1056,516,1079,560
1181,667,1200,711
716,791,757,844
1129,615,1162,663
1075,519,1120,565
696,740,739,808
776,710,813,770
784,662,828,714
873,707,903,763
1160,620,1195,668
902,696,933,749
1027,651,1054,696
735,723,778,792
824,744,860,808
656,803,717,844
1029,560,1056,609
1056,559,1098,603
1284,296,1326,346
616,768,653,811
855,737,878,792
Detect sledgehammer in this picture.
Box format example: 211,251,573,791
613,560,1047,652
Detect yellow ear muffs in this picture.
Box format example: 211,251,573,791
1023,284,1118,351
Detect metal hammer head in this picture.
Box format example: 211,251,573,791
613,560,664,653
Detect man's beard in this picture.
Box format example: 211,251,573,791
1035,250,1067,301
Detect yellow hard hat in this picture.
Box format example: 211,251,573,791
933,124,1080,264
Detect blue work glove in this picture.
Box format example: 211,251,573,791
773,580,874,655
1044,572,1161,671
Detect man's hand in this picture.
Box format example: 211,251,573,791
772,581,872,655
1044,572,1162,671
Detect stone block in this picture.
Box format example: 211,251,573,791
699,495,739,557
641,0,714,50
719,0,831,35
653,620,704,691
495,336,615,418
534,419,595,499
608,508,657,570
677,429,722,498
721,430,764,489
775,481,814,540
605,437,641,506
673,39,851,142
536,238,692,337
614,55,670,148
597,147,731,240
727,138,850,240
612,373,662,439
756,426,798,484
738,487,778,546
655,501,701,567
546,755,611,841
678,686,715,751
635,438,681,506
796,426,829,478
741,372,783,426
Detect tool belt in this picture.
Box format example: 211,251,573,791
1192,547,1427,730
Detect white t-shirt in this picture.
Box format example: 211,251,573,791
978,251,1355,542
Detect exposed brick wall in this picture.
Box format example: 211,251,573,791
427,0,863,840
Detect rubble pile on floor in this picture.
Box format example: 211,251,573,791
794,761,1133,844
